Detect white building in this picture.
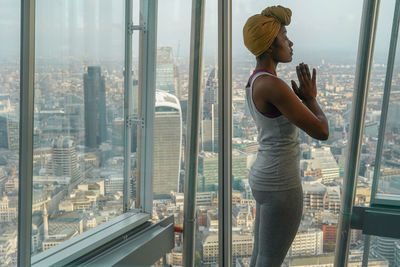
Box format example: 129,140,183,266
203,234,253,264
153,91,182,197
289,228,324,257
301,147,340,184
0,195,16,223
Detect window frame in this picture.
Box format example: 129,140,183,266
17,0,158,265
369,0,400,207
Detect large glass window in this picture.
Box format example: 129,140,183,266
232,0,365,265
0,1,20,266
372,0,400,203
32,0,126,255
152,0,191,266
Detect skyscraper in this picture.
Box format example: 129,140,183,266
153,91,182,197
156,47,176,94
202,67,218,152
84,66,107,149
47,136,81,184
0,115,19,152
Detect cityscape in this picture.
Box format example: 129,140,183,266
1,44,400,267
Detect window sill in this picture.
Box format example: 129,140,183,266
32,210,150,266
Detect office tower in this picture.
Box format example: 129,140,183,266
198,152,218,191
111,118,124,148
47,136,81,184
105,175,124,195
156,47,176,94
153,91,182,197
202,67,218,152
83,66,107,149
0,116,8,149
201,105,216,152
203,67,217,120
0,115,19,151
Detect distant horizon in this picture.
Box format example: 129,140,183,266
1,0,396,65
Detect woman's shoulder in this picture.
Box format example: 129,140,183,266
253,74,288,96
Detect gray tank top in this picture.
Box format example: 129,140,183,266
246,71,301,191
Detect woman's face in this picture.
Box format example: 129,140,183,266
270,26,293,63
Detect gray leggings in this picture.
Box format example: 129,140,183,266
250,185,303,267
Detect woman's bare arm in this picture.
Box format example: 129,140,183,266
252,64,329,140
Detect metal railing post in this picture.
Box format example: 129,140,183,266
218,0,232,266
18,0,36,266
183,0,205,265
123,0,133,213
138,0,157,214
334,1,380,266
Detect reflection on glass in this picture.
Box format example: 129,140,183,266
31,0,126,255
0,0,20,265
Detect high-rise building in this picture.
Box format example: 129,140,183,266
47,137,82,184
203,67,218,120
83,66,107,149
201,67,218,152
156,47,176,95
0,115,19,151
153,91,182,197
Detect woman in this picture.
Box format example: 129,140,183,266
243,5,329,267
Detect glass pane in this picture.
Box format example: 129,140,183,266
32,0,125,255
196,0,221,265
153,0,190,265
374,0,400,202
0,1,20,266
233,0,363,265
356,0,396,205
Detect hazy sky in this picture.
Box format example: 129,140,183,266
0,0,396,64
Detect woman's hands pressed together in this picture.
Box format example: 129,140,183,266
291,63,317,101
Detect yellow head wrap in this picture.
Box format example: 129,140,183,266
243,5,292,57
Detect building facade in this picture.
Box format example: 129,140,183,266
83,66,107,149
153,91,182,197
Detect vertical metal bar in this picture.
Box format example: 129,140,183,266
123,0,133,213
182,0,205,266
18,0,35,266
334,1,380,266
138,0,157,214
370,0,400,205
362,2,400,265
218,0,232,266
362,234,371,267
